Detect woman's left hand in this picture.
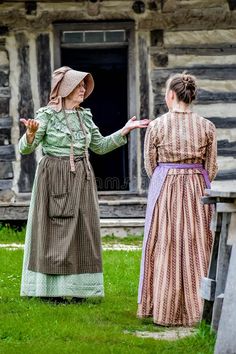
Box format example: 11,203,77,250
121,116,150,136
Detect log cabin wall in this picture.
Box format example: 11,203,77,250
150,27,236,185
0,0,235,200
0,26,15,201
144,0,236,190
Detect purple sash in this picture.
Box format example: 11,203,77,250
138,163,211,303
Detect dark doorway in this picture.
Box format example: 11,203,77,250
61,47,129,191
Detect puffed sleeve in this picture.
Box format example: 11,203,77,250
89,120,127,155
19,107,50,155
204,122,218,181
144,121,158,178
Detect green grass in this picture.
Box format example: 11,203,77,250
0,225,143,246
0,247,215,354
0,225,26,244
102,235,143,246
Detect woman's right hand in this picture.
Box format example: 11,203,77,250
20,118,39,144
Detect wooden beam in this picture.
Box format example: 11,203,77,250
139,9,236,31
215,245,236,352
0,179,12,189
211,212,232,331
202,212,222,323
218,140,236,157
197,90,236,104
0,199,147,220
167,44,236,56
139,35,149,191
216,203,236,213
208,117,236,129
16,32,36,193
0,117,12,128
205,190,236,198
0,87,10,98
1,0,84,2
0,66,9,87
36,33,51,107
0,145,15,161
0,162,13,179
153,90,236,104
216,169,236,181
161,0,177,12
151,66,236,86
0,128,11,145
0,115,12,144
201,277,216,301
0,97,9,117
228,213,236,245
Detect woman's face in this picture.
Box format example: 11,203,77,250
67,80,86,105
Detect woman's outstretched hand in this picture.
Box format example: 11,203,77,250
120,116,150,136
20,118,39,144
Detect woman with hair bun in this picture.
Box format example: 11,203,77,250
138,73,218,326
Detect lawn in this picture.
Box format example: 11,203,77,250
0,227,215,354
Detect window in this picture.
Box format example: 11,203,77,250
62,30,127,44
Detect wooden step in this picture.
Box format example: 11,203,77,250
100,218,145,237
0,198,147,220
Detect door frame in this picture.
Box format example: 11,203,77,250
53,21,138,193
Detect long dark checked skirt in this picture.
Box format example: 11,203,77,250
20,155,104,297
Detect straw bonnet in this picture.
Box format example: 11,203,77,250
47,66,94,112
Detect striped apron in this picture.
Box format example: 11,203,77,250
28,154,102,275
138,163,211,303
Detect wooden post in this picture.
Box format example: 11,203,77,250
201,191,236,331
201,209,222,323
214,245,236,353
211,212,232,331
200,191,236,353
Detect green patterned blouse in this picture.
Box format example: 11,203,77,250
19,106,127,155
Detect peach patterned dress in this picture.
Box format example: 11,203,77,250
138,111,218,326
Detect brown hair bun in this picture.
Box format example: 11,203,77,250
167,73,197,104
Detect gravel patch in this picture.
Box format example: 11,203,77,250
102,244,142,251
0,243,141,251
124,327,197,341
0,243,24,250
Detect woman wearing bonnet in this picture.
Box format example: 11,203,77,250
19,66,149,301
138,73,218,326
